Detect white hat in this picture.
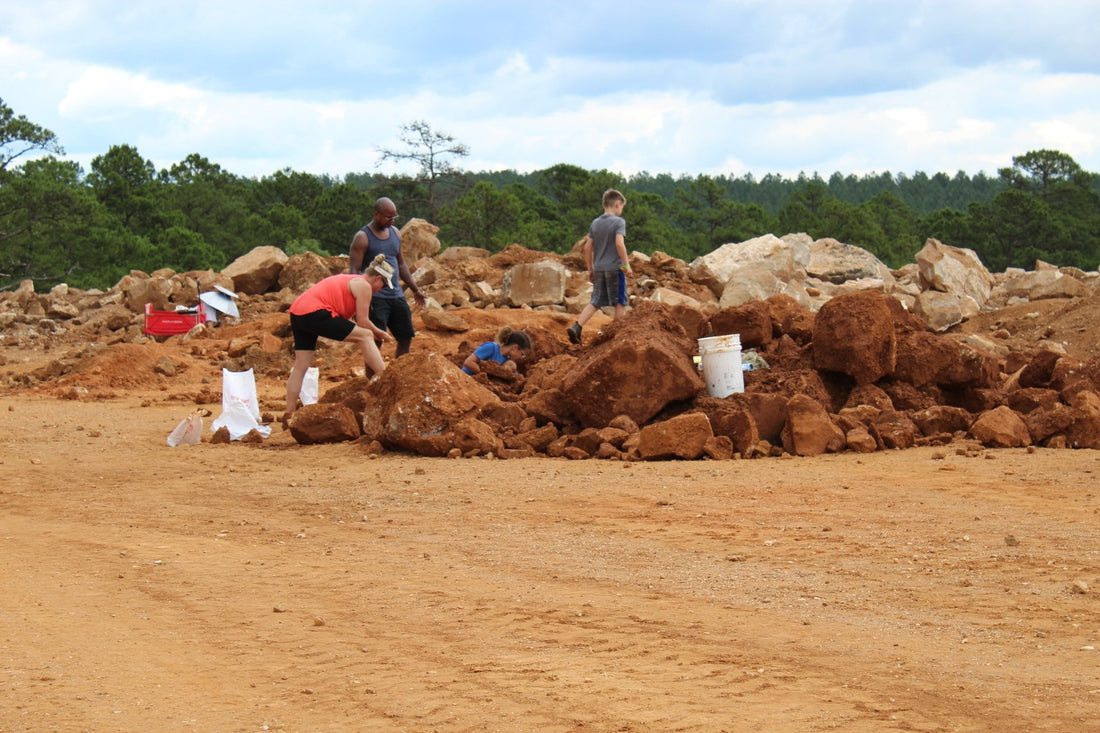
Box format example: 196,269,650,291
368,254,394,288
199,290,240,317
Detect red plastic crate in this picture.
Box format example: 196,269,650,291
143,302,207,336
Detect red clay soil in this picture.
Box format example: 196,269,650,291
1,305,1099,731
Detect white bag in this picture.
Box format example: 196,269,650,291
166,408,210,447
210,368,272,440
300,366,319,405
219,367,261,420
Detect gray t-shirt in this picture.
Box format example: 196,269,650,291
589,213,627,272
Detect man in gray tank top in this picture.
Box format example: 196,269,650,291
348,197,427,367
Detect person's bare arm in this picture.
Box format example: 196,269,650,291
348,231,369,274
615,234,632,275
462,353,481,374
348,279,393,342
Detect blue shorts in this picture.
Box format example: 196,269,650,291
590,270,628,307
290,310,356,351
369,296,416,341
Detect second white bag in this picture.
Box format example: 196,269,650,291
210,368,271,440
300,366,319,406
166,408,210,447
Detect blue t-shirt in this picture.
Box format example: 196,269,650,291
461,342,507,374
358,225,404,299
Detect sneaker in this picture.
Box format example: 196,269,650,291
566,322,582,344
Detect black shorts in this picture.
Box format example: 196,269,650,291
290,310,356,351
369,296,416,341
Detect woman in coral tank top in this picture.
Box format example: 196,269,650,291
284,254,396,421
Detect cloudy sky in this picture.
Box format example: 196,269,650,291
3,0,1099,182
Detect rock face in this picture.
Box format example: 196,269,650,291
806,237,895,288
502,261,567,307
637,412,714,460
711,301,772,349
223,246,289,295
812,291,896,385
916,238,995,307
1066,391,1100,449
277,252,343,291
288,403,361,444
691,233,809,293
560,303,703,428
399,218,442,267
781,393,846,457
360,352,502,456
969,405,1031,448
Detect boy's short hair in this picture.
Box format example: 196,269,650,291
602,188,626,208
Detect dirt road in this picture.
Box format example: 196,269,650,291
2,393,1098,732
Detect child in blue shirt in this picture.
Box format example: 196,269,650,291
462,327,532,375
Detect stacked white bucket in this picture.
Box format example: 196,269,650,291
698,333,744,397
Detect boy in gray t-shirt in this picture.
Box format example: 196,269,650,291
566,188,633,345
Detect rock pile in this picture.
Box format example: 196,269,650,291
3,219,1100,459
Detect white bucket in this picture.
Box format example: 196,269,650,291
698,334,744,398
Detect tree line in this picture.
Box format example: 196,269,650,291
2,100,1098,293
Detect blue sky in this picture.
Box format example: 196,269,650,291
3,0,1099,181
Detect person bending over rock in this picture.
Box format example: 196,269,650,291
284,254,395,420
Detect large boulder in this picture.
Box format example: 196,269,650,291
806,237,896,288
893,331,961,387
119,273,174,311
502,261,567,307
969,405,1031,448
697,401,760,457
717,266,789,308
870,410,921,450
399,218,442,267
780,393,845,457
361,352,503,456
935,341,1001,389
452,416,505,457
1025,402,1075,444
278,252,343,292
990,268,1091,306
1066,390,1100,449
910,405,973,437
288,403,361,444
765,294,815,344
637,412,714,460
812,291,896,385
710,301,773,349
690,233,809,297
916,238,994,307
223,246,289,295
913,289,980,332
561,303,703,428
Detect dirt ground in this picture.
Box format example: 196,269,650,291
2,305,1100,731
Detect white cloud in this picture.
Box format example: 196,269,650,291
60,66,203,122
2,1,1099,180
495,53,531,78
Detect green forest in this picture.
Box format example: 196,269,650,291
2,99,1099,293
